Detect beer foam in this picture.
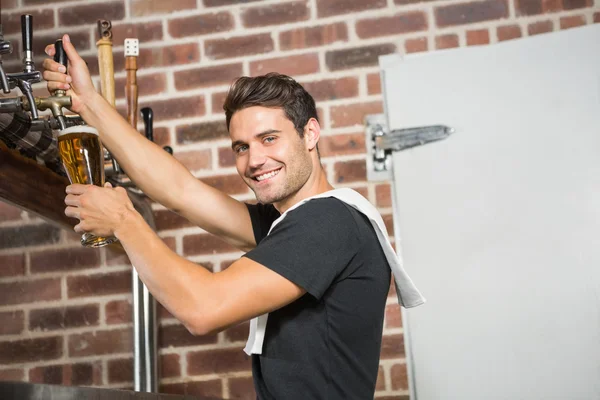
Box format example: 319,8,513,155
58,125,99,137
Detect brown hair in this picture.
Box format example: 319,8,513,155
223,73,319,137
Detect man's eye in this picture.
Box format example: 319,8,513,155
264,136,276,143
235,145,248,154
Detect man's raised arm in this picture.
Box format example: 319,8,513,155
43,34,255,250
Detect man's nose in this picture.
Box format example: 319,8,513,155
248,148,267,169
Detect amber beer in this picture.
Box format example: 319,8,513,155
57,126,118,248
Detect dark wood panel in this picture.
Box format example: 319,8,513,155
0,141,76,230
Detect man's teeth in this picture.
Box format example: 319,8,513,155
256,170,280,181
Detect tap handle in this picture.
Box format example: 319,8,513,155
141,107,153,142
21,15,35,72
53,39,67,72
21,15,32,53
52,39,67,98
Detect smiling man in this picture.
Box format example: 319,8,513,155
43,34,424,399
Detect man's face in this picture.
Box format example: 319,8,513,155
229,106,312,205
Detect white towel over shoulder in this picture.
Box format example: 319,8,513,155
244,188,425,355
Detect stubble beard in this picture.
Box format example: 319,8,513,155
250,156,312,205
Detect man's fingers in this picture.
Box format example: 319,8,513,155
73,223,84,233
44,44,56,57
65,206,80,219
46,81,70,92
42,68,72,90
42,58,66,74
44,34,84,68
64,194,81,207
42,70,71,84
66,184,89,195
61,34,85,66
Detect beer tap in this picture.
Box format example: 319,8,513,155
0,33,22,112
23,40,72,130
0,17,82,176
0,23,13,94
5,15,41,119
141,107,153,142
141,107,173,155
96,20,116,107
94,19,122,178
0,15,59,167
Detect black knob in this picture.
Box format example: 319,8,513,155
53,39,67,72
141,107,153,142
163,146,173,155
21,15,32,53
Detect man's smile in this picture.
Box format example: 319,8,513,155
251,168,282,183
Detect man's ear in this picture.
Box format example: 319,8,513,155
304,118,321,151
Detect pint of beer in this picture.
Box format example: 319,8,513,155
57,126,118,248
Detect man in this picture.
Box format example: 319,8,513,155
43,34,424,399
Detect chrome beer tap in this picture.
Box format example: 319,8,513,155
24,40,72,130
0,16,82,173
5,15,41,119
0,23,13,94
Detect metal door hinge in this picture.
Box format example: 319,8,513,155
365,114,454,181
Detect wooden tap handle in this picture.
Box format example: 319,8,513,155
96,37,115,107
125,56,138,128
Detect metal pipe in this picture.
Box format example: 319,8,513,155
0,97,22,113
124,36,157,393
128,193,158,393
132,273,143,390
142,283,157,391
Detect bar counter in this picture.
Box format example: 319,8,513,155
0,381,223,400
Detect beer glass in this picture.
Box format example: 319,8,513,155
57,126,119,248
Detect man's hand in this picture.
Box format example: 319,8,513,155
65,182,136,238
42,34,96,114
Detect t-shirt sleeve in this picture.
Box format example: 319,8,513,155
244,198,359,300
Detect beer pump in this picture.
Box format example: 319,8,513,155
25,39,71,131
0,16,39,117
3,15,41,120
95,19,124,180
96,20,116,108
0,22,13,94
0,15,173,184
0,15,84,174
0,18,85,132
1,16,78,129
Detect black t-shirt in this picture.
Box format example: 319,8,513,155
244,198,391,400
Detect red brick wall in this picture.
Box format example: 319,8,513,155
0,0,597,398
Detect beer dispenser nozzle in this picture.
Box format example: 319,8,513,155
25,39,72,130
